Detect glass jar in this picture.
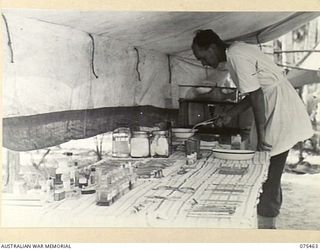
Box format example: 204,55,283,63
185,138,201,159
130,131,150,157
150,130,170,157
112,127,131,158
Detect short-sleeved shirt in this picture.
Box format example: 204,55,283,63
225,42,313,156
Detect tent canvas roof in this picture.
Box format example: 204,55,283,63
3,10,320,54
2,10,320,151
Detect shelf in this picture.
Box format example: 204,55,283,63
178,84,237,90
179,98,239,105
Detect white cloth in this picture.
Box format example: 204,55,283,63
225,41,313,156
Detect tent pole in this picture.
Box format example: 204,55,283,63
4,150,20,193
276,64,320,71
274,49,320,54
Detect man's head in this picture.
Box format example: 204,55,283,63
192,29,228,68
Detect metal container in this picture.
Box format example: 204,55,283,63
112,127,131,158
130,131,150,157
171,128,197,139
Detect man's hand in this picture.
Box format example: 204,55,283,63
215,114,232,127
247,88,272,152
257,139,272,151
256,129,272,151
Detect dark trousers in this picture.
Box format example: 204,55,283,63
257,150,289,217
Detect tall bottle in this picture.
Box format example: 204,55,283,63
45,177,54,202
74,161,80,187
166,121,173,155
89,168,96,185
60,161,71,191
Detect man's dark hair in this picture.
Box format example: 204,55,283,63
192,29,228,49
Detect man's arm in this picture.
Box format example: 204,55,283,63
219,88,272,151
217,94,251,125
228,95,251,117
247,88,272,151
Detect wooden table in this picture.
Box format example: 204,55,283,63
1,151,269,228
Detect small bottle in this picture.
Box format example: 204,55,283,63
89,168,96,185
55,164,64,186
56,161,70,191
231,134,242,150
79,176,88,188
79,167,89,188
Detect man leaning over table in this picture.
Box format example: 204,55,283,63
191,29,313,229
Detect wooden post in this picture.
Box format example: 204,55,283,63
178,99,189,127
3,149,20,193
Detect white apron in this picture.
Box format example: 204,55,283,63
226,42,313,156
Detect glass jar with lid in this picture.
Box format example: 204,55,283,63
112,127,131,158
150,130,170,157
130,131,150,158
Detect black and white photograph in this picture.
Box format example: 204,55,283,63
1,9,320,232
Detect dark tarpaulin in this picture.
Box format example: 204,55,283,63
3,106,179,151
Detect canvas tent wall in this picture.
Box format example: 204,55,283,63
2,10,320,151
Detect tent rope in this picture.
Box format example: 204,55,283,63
134,47,141,81
256,32,263,51
167,54,172,84
88,33,98,79
2,14,14,63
